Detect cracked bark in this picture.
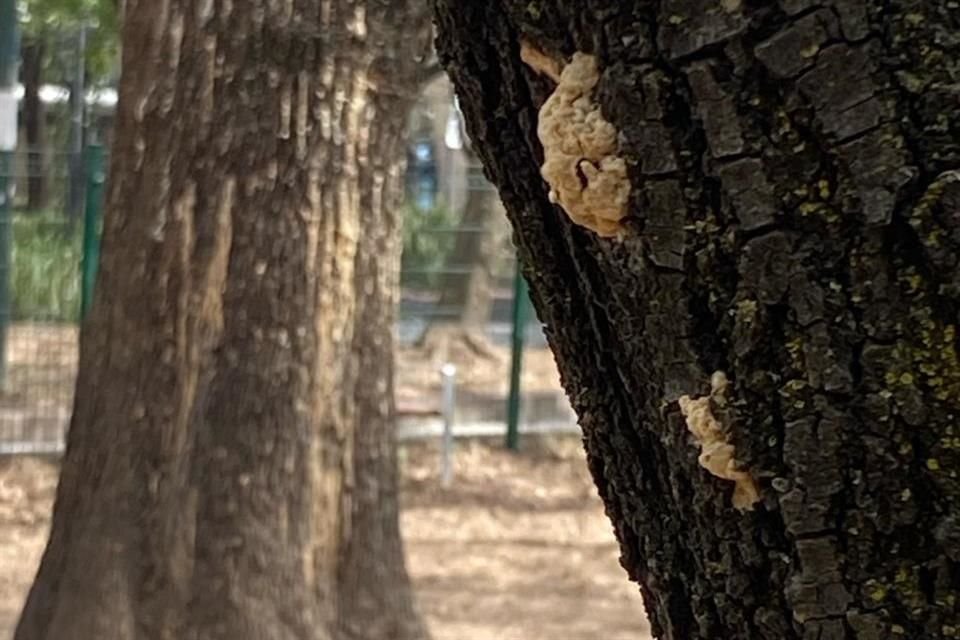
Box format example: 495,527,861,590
434,1,960,638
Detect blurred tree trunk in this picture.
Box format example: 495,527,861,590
419,140,508,364
21,37,46,210
423,143,507,354
15,2,430,640
65,28,86,221
336,5,433,640
437,146,505,329
436,1,960,638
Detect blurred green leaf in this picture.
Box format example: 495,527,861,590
401,203,460,289
11,211,81,322
19,0,118,84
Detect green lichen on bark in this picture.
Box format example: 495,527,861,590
434,0,960,638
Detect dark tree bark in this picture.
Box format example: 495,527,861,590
16,2,430,640
21,38,47,210
434,1,960,638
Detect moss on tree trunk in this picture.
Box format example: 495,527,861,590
434,1,960,638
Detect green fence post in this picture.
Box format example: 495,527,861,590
0,151,11,388
81,145,105,320
505,258,530,451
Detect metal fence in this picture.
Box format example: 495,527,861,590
0,146,102,453
0,146,575,456
395,160,576,447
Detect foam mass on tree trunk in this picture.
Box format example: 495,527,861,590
433,1,960,638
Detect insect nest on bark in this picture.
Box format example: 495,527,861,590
678,371,760,511
521,42,630,237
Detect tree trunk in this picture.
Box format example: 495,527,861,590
17,2,430,640
416,90,509,360
16,4,222,635
336,10,433,637
65,31,85,221
435,146,507,330
435,2,960,638
420,144,508,359
21,38,47,211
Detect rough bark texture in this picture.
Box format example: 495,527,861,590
16,2,429,640
434,1,960,638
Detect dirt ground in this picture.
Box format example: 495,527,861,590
0,437,650,640
0,323,571,450
0,325,79,451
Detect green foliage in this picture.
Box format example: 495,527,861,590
19,0,118,83
401,202,459,289
11,211,81,322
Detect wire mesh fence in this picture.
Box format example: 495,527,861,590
395,160,576,441
0,148,90,453
0,146,576,456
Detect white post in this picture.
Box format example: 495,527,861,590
440,363,456,486
0,0,18,153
